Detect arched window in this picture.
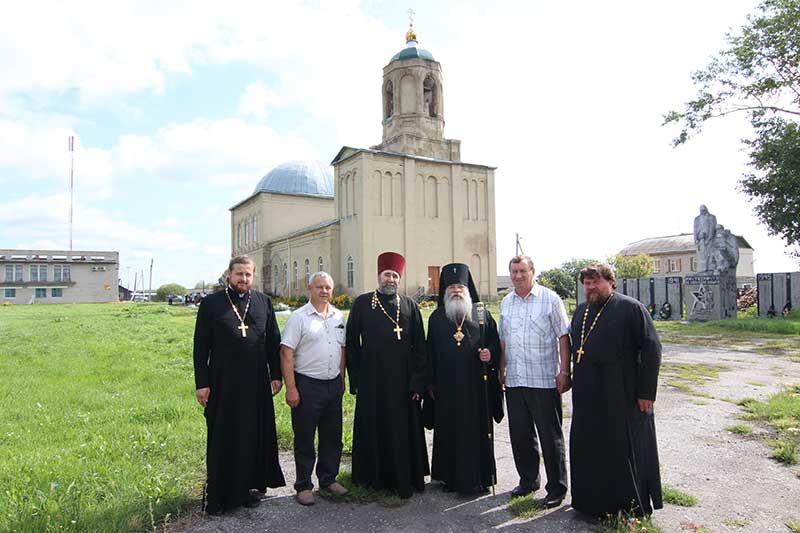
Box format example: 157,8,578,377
318,256,324,273
293,261,298,290
346,256,354,288
283,263,288,291
305,258,311,284
384,80,394,119
423,75,436,116
244,222,249,245
273,264,278,293
237,224,242,248
252,215,258,243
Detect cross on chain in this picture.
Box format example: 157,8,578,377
238,323,249,337
393,324,403,340
576,346,584,363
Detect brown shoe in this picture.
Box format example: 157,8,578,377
321,482,349,497
295,489,315,506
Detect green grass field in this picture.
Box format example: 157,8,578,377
1,303,358,532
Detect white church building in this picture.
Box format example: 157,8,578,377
230,26,497,299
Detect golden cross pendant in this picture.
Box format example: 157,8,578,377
576,346,584,363
453,330,465,346
393,325,403,340
238,323,248,337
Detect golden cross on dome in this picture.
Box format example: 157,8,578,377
407,8,415,27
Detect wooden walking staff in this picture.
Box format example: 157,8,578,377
476,302,496,496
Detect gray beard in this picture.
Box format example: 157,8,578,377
378,282,397,296
444,292,473,323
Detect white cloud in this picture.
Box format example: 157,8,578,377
237,82,284,120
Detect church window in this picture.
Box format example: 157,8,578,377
382,172,393,216
400,74,416,114
384,80,394,119
346,256,354,288
237,224,242,249
318,256,324,273
273,265,278,293
305,259,311,284
244,222,249,246
423,76,436,117
425,176,438,218
283,263,288,291
252,215,258,243
293,261,298,290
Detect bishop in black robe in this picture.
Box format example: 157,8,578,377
426,263,503,495
569,281,662,517
193,284,286,513
345,252,429,498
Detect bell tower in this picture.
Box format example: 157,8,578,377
372,15,461,161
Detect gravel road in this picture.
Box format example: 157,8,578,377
174,342,800,532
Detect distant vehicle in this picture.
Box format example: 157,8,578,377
131,294,149,302
167,295,184,305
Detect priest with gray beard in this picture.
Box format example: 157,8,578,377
425,263,503,495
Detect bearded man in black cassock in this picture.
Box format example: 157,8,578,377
569,263,662,517
426,263,503,495
345,251,429,498
193,255,285,514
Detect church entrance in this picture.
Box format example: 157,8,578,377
428,266,440,295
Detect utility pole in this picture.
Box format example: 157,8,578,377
148,258,153,299
515,233,524,256
68,136,75,252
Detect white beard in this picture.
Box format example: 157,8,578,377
444,291,473,323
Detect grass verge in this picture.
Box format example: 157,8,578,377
737,385,800,465
507,495,543,519
597,512,662,533
661,485,697,507
331,471,406,507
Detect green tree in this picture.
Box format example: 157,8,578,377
664,0,800,257
538,268,575,299
608,254,654,279
559,258,601,282
155,283,187,302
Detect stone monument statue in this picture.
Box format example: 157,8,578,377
693,204,717,272
686,205,738,321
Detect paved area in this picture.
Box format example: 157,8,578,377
174,343,800,532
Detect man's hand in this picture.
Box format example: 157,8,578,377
555,372,571,394
411,392,421,401
478,348,491,363
637,399,654,412
196,387,210,407
271,380,283,396
285,387,300,408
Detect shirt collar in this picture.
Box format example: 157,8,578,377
305,301,336,317
513,283,541,301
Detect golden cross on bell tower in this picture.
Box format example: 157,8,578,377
407,8,415,28
405,8,417,42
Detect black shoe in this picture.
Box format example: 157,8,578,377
245,489,265,508
510,484,534,498
544,493,565,508
442,483,453,493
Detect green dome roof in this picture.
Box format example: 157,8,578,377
391,44,434,62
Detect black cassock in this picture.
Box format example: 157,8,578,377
345,291,429,498
569,292,662,517
426,307,502,494
193,288,285,512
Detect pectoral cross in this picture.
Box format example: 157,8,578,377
238,323,249,337
393,324,403,340
576,346,584,363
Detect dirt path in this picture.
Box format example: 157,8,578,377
174,343,800,532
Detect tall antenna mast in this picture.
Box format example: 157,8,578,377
68,136,75,252
515,233,524,256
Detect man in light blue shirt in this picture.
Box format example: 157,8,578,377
499,255,571,507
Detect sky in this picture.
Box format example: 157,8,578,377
1,0,797,289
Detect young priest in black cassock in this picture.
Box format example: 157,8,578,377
345,251,429,498
193,256,285,514
425,263,503,495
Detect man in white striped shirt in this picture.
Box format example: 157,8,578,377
499,255,571,508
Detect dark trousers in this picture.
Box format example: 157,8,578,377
506,386,567,497
291,372,344,492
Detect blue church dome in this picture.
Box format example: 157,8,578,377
254,160,334,198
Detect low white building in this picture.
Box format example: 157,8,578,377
0,249,119,304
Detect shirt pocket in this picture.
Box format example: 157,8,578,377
528,314,550,339
335,326,346,346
